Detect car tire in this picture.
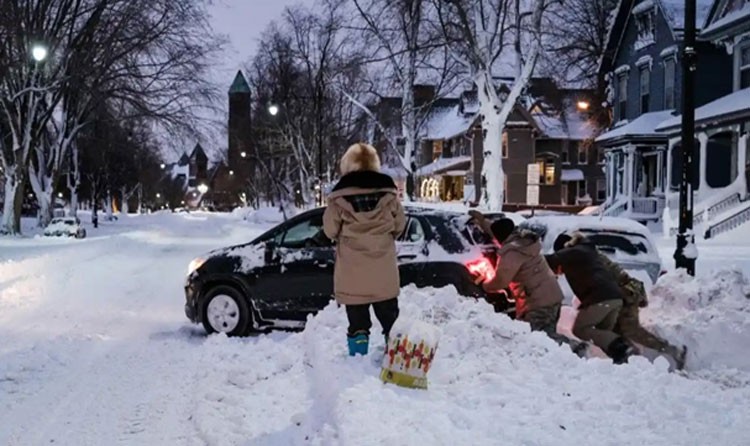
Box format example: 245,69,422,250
201,285,252,336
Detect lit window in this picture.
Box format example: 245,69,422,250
536,157,556,185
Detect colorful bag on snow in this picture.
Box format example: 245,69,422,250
380,318,440,390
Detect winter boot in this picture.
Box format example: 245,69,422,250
572,341,590,359
608,337,636,365
347,331,369,356
672,345,688,371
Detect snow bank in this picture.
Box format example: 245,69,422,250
228,286,750,445
648,268,750,373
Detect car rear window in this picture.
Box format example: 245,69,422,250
580,230,651,256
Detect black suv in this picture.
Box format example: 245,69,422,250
184,206,513,335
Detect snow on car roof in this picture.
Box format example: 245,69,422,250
521,216,659,252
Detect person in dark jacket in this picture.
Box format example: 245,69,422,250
474,215,584,355
555,233,687,369
323,143,406,357
546,232,635,364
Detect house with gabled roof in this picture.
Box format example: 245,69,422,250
596,0,733,222
656,0,750,238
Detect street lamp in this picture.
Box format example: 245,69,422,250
32,45,47,62
240,151,247,158
229,170,234,176
674,0,698,276
268,104,279,116
156,193,161,198
197,183,209,194
576,101,590,111
57,192,63,198
160,163,166,169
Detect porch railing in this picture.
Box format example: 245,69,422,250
705,202,750,239
631,197,665,218
706,193,741,220
603,200,627,217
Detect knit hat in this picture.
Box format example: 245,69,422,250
553,233,572,252
490,218,515,244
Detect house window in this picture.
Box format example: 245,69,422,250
597,147,606,164
502,132,509,158
618,74,628,120
561,145,570,164
639,67,650,113
536,157,556,185
577,180,588,198
432,140,443,160
739,44,750,90
597,179,606,201
634,10,655,50
577,142,588,164
662,58,676,109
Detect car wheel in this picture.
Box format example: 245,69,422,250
201,285,252,336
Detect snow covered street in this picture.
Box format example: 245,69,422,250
1,212,750,445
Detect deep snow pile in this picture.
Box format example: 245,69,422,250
648,268,750,375
208,286,750,446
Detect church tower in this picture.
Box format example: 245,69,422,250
228,70,252,177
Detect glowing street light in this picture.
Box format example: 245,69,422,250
197,183,209,194
268,104,279,116
156,193,161,198
229,170,234,176
576,100,590,111
240,151,247,158
32,45,48,62
57,192,63,198
160,163,166,169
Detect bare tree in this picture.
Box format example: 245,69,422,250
0,0,221,233
435,0,554,211
543,0,618,128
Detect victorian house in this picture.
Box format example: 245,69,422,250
414,79,602,209
658,0,750,238
597,0,733,222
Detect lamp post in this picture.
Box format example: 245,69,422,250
674,0,697,276
32,45,47,62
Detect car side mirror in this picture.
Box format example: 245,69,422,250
264,241,277,264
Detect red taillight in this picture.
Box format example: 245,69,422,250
466,257,496,283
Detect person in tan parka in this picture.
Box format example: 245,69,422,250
323,143,406,356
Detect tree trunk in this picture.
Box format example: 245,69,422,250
1,171,23,235
476,71,506,211
67,141,81,218
28,168,54,228
104,193,113,220
121,186,129,215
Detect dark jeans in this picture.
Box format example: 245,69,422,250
345,298,399,337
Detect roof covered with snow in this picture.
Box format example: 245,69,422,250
656,87,750,132
596,110,675,145
421,105,477,141
533,109,596,141
701,2,750,38
659,0,715,31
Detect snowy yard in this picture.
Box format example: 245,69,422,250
1,211,749,445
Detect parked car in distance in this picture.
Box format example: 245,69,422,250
517,216,663,305
44,217,87,239
184,206,513,336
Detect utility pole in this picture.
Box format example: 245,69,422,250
674,0,697,276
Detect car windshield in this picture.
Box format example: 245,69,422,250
64,220,75,225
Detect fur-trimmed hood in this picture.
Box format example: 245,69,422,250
340,143,381,175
